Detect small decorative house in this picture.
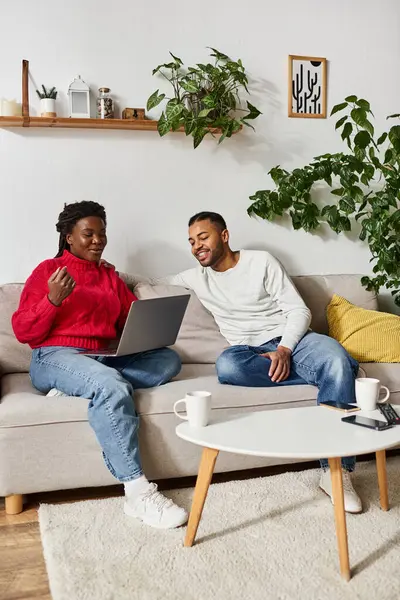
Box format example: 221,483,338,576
68,76,90,118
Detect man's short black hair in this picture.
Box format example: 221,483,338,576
188,211,227,232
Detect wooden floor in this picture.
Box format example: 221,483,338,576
1,453,396,600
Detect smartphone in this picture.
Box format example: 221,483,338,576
320,401,360,413
342,415,393,431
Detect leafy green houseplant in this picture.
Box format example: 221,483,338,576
147,48,261,148
248,96,400,305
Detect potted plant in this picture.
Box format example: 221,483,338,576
147,48,261,148
248,96,400,305
36,85,58,117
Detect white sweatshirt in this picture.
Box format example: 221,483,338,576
124,250,311,351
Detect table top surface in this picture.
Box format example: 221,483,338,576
175,405,400,459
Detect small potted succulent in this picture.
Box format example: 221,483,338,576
36,85,58,117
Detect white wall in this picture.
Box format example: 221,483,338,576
1,0,399,291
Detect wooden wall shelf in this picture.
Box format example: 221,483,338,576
0,115,160,131
0,60,237,137
0,60,165,133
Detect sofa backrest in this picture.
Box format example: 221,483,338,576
0,274,378,374
292,274,378,335
0,283,30,376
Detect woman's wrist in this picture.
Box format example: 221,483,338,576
47,294,61,307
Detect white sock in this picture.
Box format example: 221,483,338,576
124,475,150,499
47,388,68,397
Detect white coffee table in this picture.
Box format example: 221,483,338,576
176,405,400,581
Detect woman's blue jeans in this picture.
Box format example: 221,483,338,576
30,346,181,482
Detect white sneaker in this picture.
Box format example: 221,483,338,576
46,388,68,397
319,469,362,514
124,482,188,529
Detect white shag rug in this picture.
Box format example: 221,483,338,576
38,459,400,600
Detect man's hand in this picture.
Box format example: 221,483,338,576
100,259,115,270
48,267,76,306
100,259,119,276
260,345,292,383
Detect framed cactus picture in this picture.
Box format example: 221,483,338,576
288,55,327,118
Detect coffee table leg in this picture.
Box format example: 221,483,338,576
376,449,389,511
328,457,350,581
184,447,219,548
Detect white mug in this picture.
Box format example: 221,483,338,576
173,391,212,427
355,378,390,411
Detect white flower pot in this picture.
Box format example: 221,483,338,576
40,98,56,118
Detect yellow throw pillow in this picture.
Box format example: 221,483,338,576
327,294,400,363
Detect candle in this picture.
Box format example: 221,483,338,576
0,99,22,116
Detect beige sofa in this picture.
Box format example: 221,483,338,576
1,274,399,514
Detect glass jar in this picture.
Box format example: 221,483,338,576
96,87,114,119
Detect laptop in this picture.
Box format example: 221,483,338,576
81,295,190,357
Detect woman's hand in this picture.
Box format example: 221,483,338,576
48,267,76,306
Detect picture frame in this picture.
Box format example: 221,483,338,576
288,55,327,118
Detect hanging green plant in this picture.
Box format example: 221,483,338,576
147,48,261,148
248,96,400,305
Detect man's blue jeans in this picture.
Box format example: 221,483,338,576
30,346,181,482
216,332,359,472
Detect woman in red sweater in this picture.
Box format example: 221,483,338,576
12,201,187,529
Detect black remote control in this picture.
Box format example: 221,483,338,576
377,403,400,425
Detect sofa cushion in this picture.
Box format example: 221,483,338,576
292,274,378,335
0,283,31,375
1,361,375,428
134,283,228,364
0,367,320,428
327,294,400,362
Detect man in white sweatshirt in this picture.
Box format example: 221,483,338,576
123,211,362,514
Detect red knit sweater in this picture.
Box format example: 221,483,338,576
12,250,138,350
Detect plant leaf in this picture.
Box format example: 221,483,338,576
207,47,230,61
331,188,344,196
243,101,262,120
356,98,371,112
384,149,393,163
180,80,200,93
193,127,208,149
147,90,165,111
335,116,348,130
377,132,387,145
350,107,367,127
198,108,212,118
331,102,348,116
389,125,400,152
387,114,400,119
341,122,353,140
184,114,197,136
354,130,371,149
202,95,216,108
165,99,184,121
363,119,374,136
157,112,171,136
169,51,183,65
345,95,357,102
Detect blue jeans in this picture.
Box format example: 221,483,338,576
30,346,181,482
216,332,359,472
